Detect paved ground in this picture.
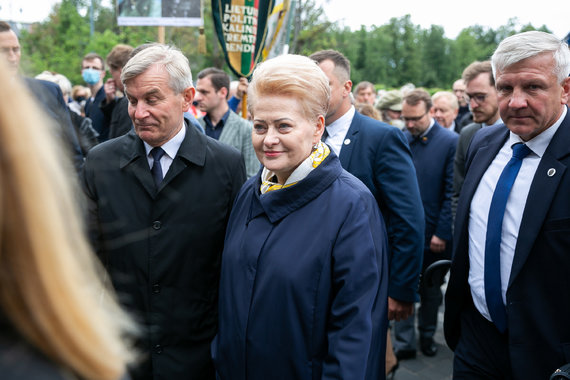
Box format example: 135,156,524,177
390,279,453,380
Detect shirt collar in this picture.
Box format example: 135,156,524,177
507,106,566,159
420,118,436,138
144,121,186,159
204,109,231,129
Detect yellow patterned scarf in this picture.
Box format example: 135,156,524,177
260,141,330,194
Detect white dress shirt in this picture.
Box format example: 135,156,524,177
468,107,566,321
144,122,186,180
323,106,355,156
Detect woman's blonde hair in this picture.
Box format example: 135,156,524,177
0,60,136,379
247,54,330,122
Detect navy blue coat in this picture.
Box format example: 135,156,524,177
213,152,389,380
445,108,570,379
340,111,424,302
405,123,457,265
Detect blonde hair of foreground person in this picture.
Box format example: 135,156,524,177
0,60,136,379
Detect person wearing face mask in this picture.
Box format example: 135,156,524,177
82,52,109,141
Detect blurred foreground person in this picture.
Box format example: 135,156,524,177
212,54,388,379
0,60,135,379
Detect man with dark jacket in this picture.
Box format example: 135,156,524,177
100,44,134,139
82,44,246,380
0,21,84,171
309,49,424,330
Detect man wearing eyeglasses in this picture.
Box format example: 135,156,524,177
82,52,108,141
394,89,458,359
452,61,502,222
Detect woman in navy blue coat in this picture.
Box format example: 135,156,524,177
212,54,389,380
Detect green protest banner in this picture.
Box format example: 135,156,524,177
212,0,275,78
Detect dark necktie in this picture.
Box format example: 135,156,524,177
150,147,166,188
484,143,531,333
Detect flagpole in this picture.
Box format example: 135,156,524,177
158,26,165,44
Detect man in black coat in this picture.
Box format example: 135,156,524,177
82,44,246,380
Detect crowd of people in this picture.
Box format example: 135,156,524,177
0,19,569,380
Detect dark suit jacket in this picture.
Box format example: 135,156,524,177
85,86,108,141
339,111,424,302
82,122,246,380
444,107,570,379
24,78,84,171
406,123,457,266
100,95,133,139
451,122,483,222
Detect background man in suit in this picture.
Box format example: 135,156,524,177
0,21,83,171
444,31,570,379
82,44,246,380
309,49,424,330
395,89,457,359
195,67,259,177
452,61,502,222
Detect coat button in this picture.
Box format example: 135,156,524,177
152,284,160,294
154,344,162,354
152,221,161,230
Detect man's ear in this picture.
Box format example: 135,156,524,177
343,80,353,98
182,87,196,112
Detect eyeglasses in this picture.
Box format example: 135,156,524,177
402,111,428,123
465,93,487,104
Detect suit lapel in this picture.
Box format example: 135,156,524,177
455,127,509,256
161,122,207,190
509,111,570,287
119,132,156,198
338,111,361,168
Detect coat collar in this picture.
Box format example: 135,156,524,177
118,121,207,198
406,121,442,145
248,152,343,224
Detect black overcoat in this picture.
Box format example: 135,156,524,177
82,122,246,380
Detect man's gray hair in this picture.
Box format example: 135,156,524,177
121,44,193,93
492,31,570,84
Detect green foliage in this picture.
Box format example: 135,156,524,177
17,0,557,90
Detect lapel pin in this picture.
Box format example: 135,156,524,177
344,138,351,145
547,168,556,177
